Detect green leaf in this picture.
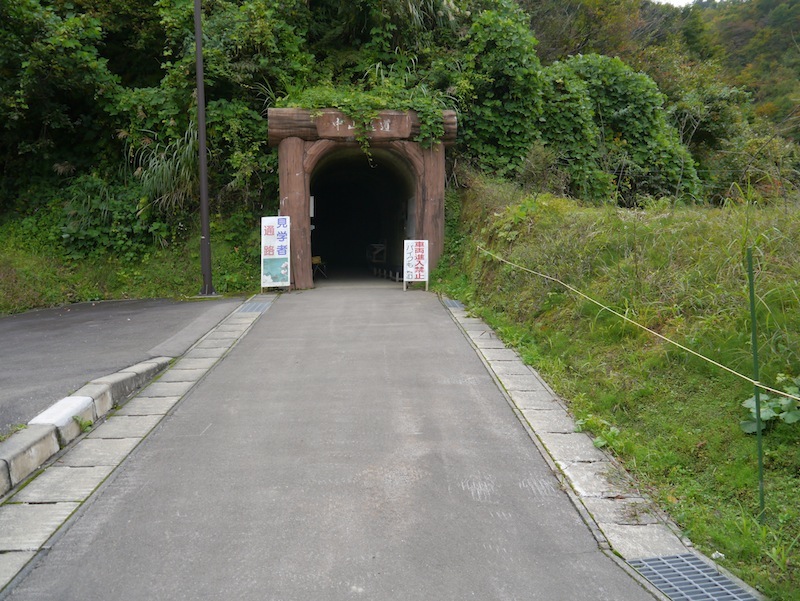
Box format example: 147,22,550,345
780,410,800,424
759,406,778,420
739,419,763,434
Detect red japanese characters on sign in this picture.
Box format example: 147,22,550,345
403,239,428,291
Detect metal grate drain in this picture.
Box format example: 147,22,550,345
628,554,758,601
443,298,465,309
237,299,272,314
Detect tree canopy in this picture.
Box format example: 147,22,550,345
0,0,797,256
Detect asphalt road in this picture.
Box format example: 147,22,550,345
4,282,655,600
0,297,243,436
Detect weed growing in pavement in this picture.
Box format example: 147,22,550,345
72,416,93,433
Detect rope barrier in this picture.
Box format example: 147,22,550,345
477,245,800,403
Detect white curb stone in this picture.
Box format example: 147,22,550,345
72,382,114,417
120,357,171,378
0,425,59,489
29,396,95,446
91,372,141,404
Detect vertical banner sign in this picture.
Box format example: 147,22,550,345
261,216,291,288
403,239,429,291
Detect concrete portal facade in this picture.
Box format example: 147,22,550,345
267,108,457,289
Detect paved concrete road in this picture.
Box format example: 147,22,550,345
0,297,243,435
5,282,655,600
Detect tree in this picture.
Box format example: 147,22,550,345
0,0,118,200
518,0,644,63
539,54,699,203
458,0,543,176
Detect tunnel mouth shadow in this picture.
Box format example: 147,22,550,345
309,147,416,280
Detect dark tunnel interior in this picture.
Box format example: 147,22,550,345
310,148,415,276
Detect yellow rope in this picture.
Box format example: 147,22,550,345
477,245,800,403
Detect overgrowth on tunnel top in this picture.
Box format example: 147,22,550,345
275,83,451,154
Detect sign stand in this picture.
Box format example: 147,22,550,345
403,240,429,291
261,216,291,289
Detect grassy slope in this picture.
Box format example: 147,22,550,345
0,218,261,315
433,175,800,600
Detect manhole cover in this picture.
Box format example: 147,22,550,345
629,554,758,601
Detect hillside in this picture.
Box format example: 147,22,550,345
435,172,800,600
1,1,797,235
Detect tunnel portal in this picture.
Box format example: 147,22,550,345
267,108,457,289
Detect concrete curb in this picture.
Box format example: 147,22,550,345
0,358,172,497
29,396,95,447
442,297,767,601
0,426,59,491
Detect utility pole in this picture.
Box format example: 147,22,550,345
194,0,215,296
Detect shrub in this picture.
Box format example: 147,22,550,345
539,54,700,204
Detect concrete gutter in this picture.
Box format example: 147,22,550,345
0,358,171,496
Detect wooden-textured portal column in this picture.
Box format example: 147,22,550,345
278,137,312,290
421,143,446,268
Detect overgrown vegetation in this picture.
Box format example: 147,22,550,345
434,171,800,600
1,2,798,597
1,0,797,265
0,207,261,314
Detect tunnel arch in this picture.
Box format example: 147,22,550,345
267,108,457,289
310,146,416,270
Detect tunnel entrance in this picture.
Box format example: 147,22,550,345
267,108,456,289
310,148,414,275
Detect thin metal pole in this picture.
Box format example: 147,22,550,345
747,248,765,521
194,0,215,296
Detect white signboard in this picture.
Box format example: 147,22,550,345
403,239,428,291
261,216,291,288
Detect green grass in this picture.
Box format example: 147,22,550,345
433,175,800,600
0,218,261,315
